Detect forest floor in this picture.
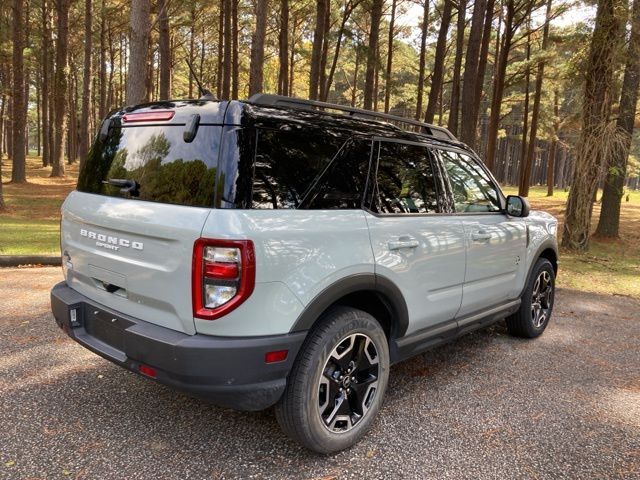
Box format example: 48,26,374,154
1,155,639,297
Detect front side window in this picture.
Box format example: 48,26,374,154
439,150,501,213
368,141,441,214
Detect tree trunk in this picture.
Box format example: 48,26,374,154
472,0,496,128
309,0,328,100
415,0,430,120
278,0,289,95
217,3,224,98
485,0,515,172
232,0,239,99
351,38,361,106
363,0,383,110
319,0,331,100
447,0,466,135
425,0,453,123
126,0,150,105
249,0,268,96
518,21,532,193
78,0,93,166
324,0,359,101
11,0,27,183
51,0,70,177
562,0,624,250
41,0,50,167
460,0,487,148
547,89,559,196
521,0,552,196
384,0,398,113
222,0,232,98
158,0,171,100
596,0,640,237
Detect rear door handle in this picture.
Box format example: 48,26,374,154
471,231,492,242
388,236,419,250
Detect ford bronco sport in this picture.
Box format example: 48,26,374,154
50,94,558,453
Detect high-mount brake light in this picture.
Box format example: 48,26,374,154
192,239,256,320
122,111,175,122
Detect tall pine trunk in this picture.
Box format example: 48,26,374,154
447,0,466,135
547,90,559,196
222,0,232,98
278,0,289,95
415,0,429,120
363,0,383,110
158,0,171,100
425,0,453,123
78,0,92,167
249,0,268,96
11,0,27,183
126,0,150,105
384,0,397,113
460,0,487,148
596,0,640,237
232,0,239,99
562,0,624,250
309,0,328,100
520,0,552,197
41,0,50,167
51,0,71,177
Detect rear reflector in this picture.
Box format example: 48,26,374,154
265,350,288,364
138,364,157,378
123,111,175,122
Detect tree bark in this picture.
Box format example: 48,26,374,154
319,0,331,99
158,0,171,100
460,0,487,148
518,20,532,194
278,0,289,95
547,89,559,196
425,0,453,123
472,0,496,129
415,0,430,120
562,0,624,250
217,3,224,98
249,0,268,96
78,0,93,166
363,0,383,110
232,0,239,99
384,0,398,113
222,0,232,98
51,0,71,177
309,0,328,100
447,0,466,135
126,0,150,105
11,0,27,183
596,0,640,237
41,0,50,167
520,0,552,196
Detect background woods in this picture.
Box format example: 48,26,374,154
1,0,640,252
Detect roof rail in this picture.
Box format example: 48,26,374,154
247,93,457,142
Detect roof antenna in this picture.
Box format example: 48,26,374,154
186,57,215,100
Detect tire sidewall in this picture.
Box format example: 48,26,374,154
522,259,555,336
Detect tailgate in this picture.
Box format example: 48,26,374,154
61,191,211,334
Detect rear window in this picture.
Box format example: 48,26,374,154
77,124,221,208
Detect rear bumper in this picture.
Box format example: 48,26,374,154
50,282,306,411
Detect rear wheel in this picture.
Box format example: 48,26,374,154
506,258,555,338
275,307,389,454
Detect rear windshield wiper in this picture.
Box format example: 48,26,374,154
102,178,140,197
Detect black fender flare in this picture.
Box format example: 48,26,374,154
288,273,409,338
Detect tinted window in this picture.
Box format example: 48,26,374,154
302,138,372,209
368,141,441,214
439,150,501,213
78,125,220,208
251,128,346,209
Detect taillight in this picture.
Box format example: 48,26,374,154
192,238,256,320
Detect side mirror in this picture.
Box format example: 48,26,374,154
506,195,530,217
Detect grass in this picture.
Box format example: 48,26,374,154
1,156,638,298
0,156,79,255
503,186,640,299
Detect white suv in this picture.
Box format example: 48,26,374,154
51,94,558,453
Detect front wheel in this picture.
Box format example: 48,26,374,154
275,307,389,454
506,258,556,338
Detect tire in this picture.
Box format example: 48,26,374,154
275,306,390,454
506,258,556,338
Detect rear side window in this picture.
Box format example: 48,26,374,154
78,124,220,208
251,128,346,209
367,141,441,214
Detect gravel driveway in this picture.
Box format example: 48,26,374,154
1,267,638,479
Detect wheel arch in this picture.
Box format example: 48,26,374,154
288,274,409,341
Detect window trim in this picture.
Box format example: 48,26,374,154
363,137,447,217
431,145,507,216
